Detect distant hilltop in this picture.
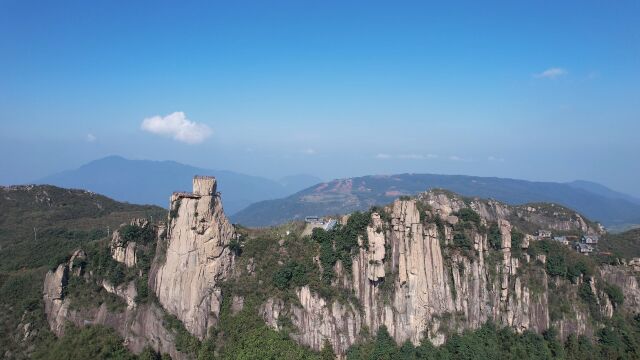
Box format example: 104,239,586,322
35,155,322,215
231,173,640,229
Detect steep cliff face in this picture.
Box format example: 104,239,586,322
260,193,609,354
42,249,183,359
601,265,640,311
42,179,639,358
150,176,235,339
42,176,236,358
110,219,151,268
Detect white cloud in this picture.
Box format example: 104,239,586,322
448,155,472,162
303,148,317,155
398,153,438,160
488,156,505,162
86,133,96,142
375,153,439,160
141,112,212,144
533,67,567,79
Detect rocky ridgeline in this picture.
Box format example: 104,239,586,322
42,177,640,358
259,194,612,354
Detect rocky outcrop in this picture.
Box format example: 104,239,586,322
102,280,138,310
421,191,602,236
261,195,603,354
43,253,183,359
150,176,235,339
110,219,154,268
365,213,386,281
112,242,137,268
601,265,640,311
43,176,236,359
43,263,70,336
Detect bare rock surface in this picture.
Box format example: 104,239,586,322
260,194,612,354
150,176,235,338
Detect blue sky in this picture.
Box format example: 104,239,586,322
1,1,639,196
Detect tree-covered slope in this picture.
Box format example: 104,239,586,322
601,228,640,259
0,184,166,359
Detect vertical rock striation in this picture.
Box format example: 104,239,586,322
262,194,605,354
150,176,235,339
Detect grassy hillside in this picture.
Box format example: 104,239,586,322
601,228,640,259
232,174,640,227
0,184,166,359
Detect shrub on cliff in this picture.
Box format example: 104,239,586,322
32,325,135,360
604,283,624,307
120,224,155,244
453,208,481,227
488,223,502,249
273,260,310,290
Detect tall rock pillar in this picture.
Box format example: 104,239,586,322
151,176,235,338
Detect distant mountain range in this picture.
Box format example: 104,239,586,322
37,156,321,215
36,157,640,230
231,174,640,229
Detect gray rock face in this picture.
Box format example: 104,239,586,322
102,280,138,310
43,263,69,336
42,181,636,358
259,195,614,354
112,241,137,268
110,219,155,268
150,176,235,339
42,255,184,359
601,265,640,311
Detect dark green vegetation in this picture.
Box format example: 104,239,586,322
527,240,596,283
33,325,137,360
215,293,322,359
229,221,363,307
523,238,632,326
346,318,640,360
313,211,371,283
444,208,484,259
600,228,640,259
63,222,159,310
157,287,323,359
232,173,640,228
0,185,165,359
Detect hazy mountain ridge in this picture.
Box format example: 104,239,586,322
232,174,640,228
567,180,640,205
37,156,319,215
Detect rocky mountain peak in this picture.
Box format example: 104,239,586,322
150,176,235,339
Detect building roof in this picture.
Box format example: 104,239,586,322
576,243,594,252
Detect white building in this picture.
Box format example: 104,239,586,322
537,230,552,239
553,236,569,245
582,235,599,245
576,243,594,254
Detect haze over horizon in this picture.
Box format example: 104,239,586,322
1,1,639,196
